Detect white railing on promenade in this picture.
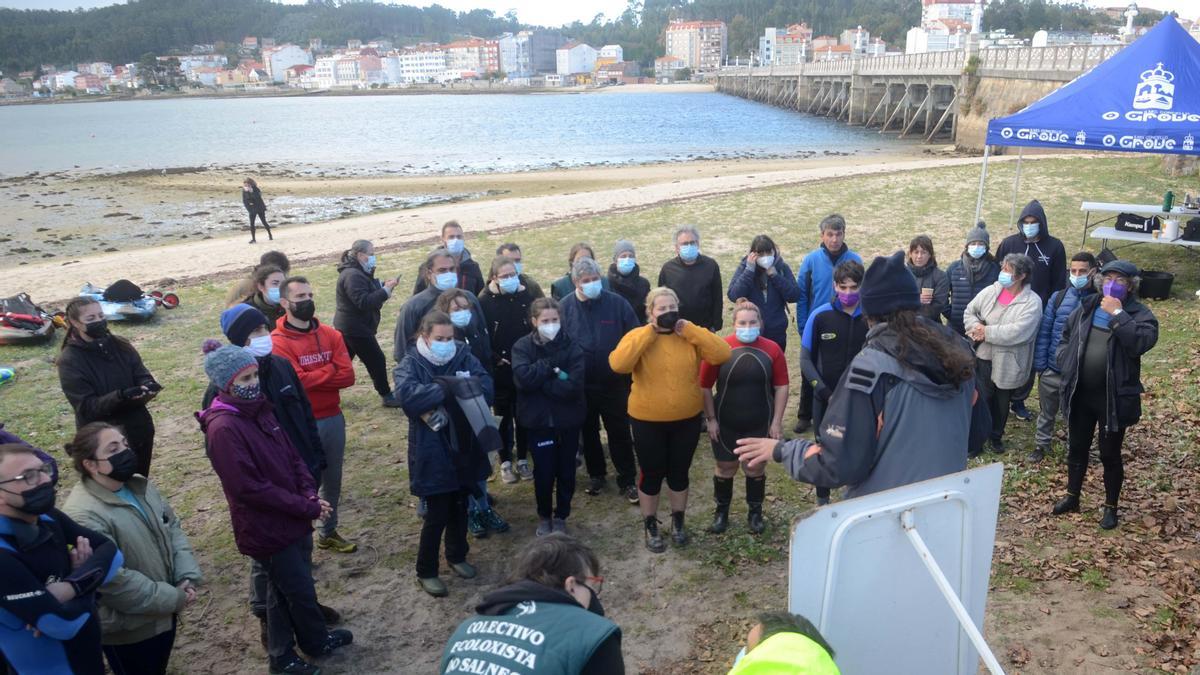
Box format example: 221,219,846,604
978,44,1123,73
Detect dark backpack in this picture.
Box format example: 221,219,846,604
103,280,143,302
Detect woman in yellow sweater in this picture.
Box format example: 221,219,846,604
610,287,731,553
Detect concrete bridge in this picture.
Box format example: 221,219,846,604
714,42,1123,147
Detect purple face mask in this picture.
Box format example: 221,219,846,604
838,291,860,307
1102,279,1128,300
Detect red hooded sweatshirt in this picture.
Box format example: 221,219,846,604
271,316,355,419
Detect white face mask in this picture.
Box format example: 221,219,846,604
756,255,775,269
244,334,273,358
537,322,561,340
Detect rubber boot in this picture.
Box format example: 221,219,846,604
746,475,766,534
709,476,733,534
1099,504,1119,530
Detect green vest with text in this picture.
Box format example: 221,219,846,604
440,599,618,675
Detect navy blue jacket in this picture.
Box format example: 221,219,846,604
394,342,494,497
944,254,1000,335
1034,285,1094,373
800,300,867,401
994,200,1068,305
0,510,123,675
727,256,801,349
559,290,639,392
511,331,586,430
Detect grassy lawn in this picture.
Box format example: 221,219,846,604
1,156,1197,673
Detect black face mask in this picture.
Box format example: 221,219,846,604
655,311,680,331
10,482,56,516
103,449,138,482
84,319,109,340
582,584,605,617
290,299,316,322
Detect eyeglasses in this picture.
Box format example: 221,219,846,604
0,464,53,487
582,575,604,596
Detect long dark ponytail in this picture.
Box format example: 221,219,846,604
868,309,974,386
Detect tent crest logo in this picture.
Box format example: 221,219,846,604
1133,62,1174,110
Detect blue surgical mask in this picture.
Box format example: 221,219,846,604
363,255,376,272
616,257,636,275
430,339,456,360
265,287,281,305
581,280,602,299
679,244,699,263
450,309,472,327
997,271,1014,288
498,276,520,294
967,245,987,260
1070,274,1090,289
735,326,760,344
514,262,523,276
445,238,465,256
434,271,458,291
1022,222,1040,239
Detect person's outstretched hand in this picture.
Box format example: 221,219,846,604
735,437,778,468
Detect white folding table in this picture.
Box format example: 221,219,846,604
1080,201,1200,255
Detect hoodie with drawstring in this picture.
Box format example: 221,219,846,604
995,200,1067,305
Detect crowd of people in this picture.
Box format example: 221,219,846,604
0,199,1161,674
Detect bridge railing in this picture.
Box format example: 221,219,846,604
858,49,963,75
979,44,1123,74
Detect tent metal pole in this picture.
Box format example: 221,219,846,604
973,144,991,225
1008,148,1025,227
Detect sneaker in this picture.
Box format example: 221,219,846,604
536,518,553,536
585,477,606,496
622,484,639,504
500,461,518,484
317,531,357,554
480,508,510,533
381,392,403,408
1026,446,1047,463
1011,402,1034,421
467,511,488,538
269,653,320,675
308,629,353,658
516,460,534,480
418,576,448,597
644,517,666,554
793,417,811,434
551,518,567,534
318,604,341,625
450,561,478,579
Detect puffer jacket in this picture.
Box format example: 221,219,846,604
607,263,650,325
1034,285,1094,373
945,254,1000,335
62,476,202,646
478,283,536,411
1057,293,1158,431
726,255,801,348
57,335,157,465
963,283,1043,389
511,331,586,430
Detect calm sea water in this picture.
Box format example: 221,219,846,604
0,91,898,177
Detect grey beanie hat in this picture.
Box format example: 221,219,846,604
613,239,636,260
204,342,257,391
966,220,990,246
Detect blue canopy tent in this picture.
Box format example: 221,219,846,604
974,15,1200,224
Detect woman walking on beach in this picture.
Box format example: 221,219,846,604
242,178,272,244
57,297,161,476
333,240,402,408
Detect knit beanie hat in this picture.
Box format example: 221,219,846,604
203,341,257,391
965,220,990,246
861,251,921,316
220,304,268,348
613,239,636,260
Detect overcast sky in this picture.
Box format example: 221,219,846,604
1,0,1195,25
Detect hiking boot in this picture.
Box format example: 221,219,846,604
1099,505,1119,530
622,484,639,504
418,576,448,597
318,604,341,625
793,417,811,434
644,517,666,554
467,511,488,538
747,507,765,535
670,511,689,547
516,460,534,480
450,561,477,579
381,392,403,408
480,508,510,534
708,506,729,534
269,653,320,675
499,461,519,484
585,477,606,496
536,518,553,537
551,518,568,534
307,629,353,658
1011,402,1034,421
317,531,357,554
1052,493,1080,515
1026,446,1047,463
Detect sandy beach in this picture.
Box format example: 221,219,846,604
0,150,1030,303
